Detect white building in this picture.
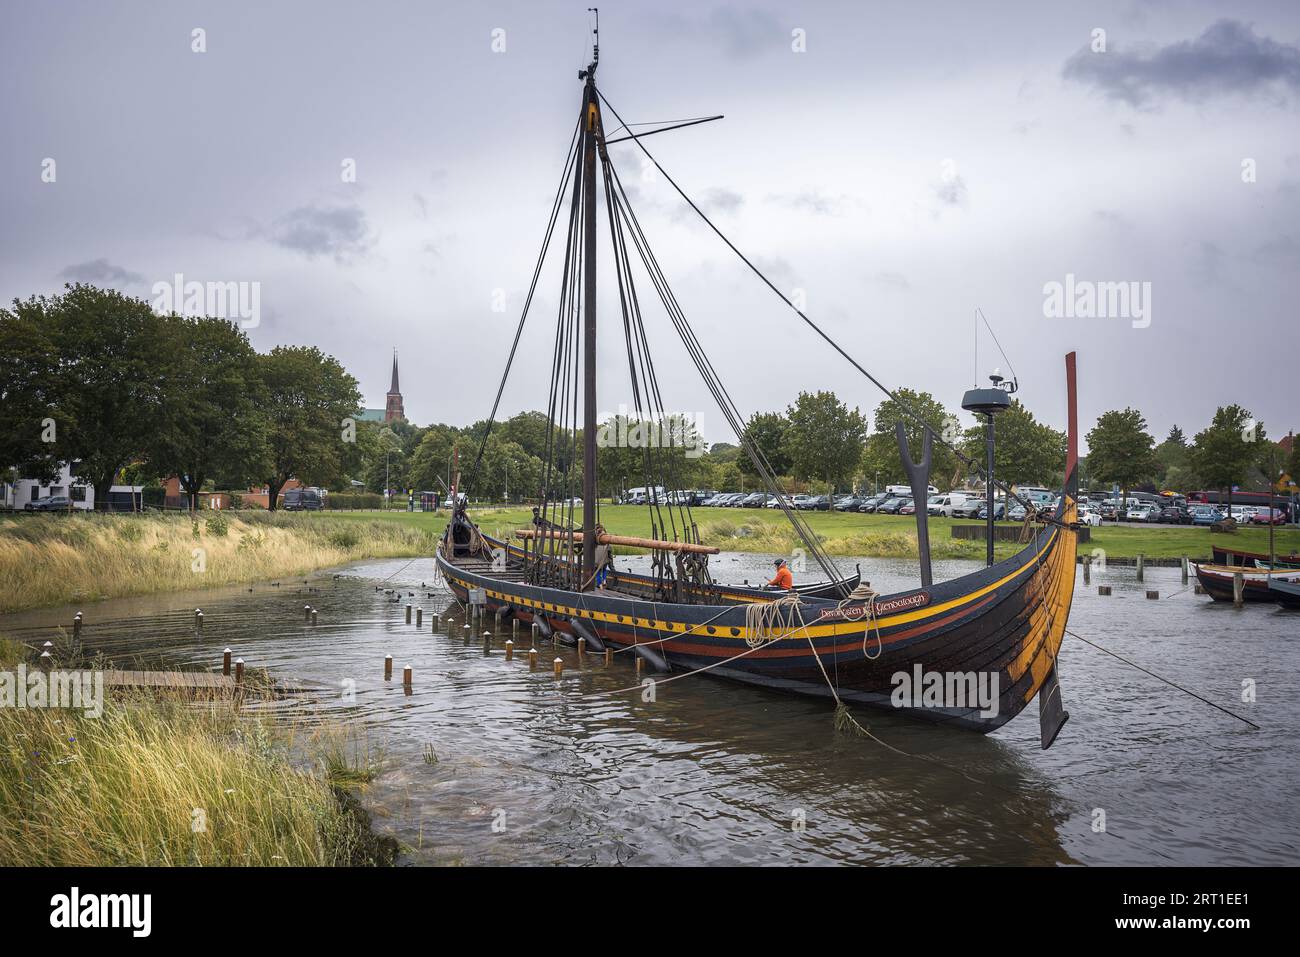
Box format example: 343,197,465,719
2,462,142,511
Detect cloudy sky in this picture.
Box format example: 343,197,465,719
3,0,1298,451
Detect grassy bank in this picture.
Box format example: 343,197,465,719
0,639,395,866
328,505,1300,563
0,510,436,614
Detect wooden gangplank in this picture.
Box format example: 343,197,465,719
103,670,238,697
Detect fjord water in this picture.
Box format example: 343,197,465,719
6,554,1296,866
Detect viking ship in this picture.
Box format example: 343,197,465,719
436,20,1081,748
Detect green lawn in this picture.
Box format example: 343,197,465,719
324,505,1300,561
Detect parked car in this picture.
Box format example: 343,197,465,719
1077,504,1103,527
899,501,917,515
1251,507,1287,525
976,501,1007,520
791,494,814,510
1190,506,1224,526
877,496,911,515
858,493,890,513
1008,503,1028,521
1159,505,1191,525
740,492,767,508
764,494,781,508
808,495,832,511
834,495,864,511
25,495,73,511
1125,504,1159,524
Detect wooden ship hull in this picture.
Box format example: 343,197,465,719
1194,563,1300,603
1211,545,1300,570
1269,577,1300,609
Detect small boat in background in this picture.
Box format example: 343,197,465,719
1194,563,1300,603
1269,577,1300,610
1211,545,1300,570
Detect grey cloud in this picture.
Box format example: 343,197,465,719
1064,20,1300,108
874,271,911,290
1253,234,1300,271
767,190,849,216
708,6,782,59
671,187,743,222
58,258,143,285
271,204,374,261
1190,240,1228,285
933,175,969,209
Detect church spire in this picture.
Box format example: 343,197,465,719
384,349,404,422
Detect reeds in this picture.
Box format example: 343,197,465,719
0,511,435,614
0,681,395,866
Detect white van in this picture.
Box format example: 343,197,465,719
885,484,938,497
927,492,970,517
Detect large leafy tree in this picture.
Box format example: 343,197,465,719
1086,408,1157,518
407,423,462,495
257,346,362,509
1152,424,1192,489
963,399,1067,491
3,285,170,504
737,411,791,478
149,315,268,509
1190,405,1262,516
0,303,62,484
860,389,963,491
783,391,868,490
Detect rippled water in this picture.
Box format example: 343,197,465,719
5,553,1297,865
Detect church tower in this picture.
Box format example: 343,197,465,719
385,351,405,422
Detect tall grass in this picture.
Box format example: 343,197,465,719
0,511,436,613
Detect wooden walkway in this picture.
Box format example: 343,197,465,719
104,670,238,697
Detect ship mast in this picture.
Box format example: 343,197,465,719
579,11,601,589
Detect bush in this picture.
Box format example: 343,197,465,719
325,493,383,510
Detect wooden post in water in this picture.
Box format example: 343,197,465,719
463,624,471,643
553,657,563,677
73,612,82,638
384,654,393,680
416,608,422,628
531,622,539,648
405,604,412,624
577,637,586,661
505,640,514,661
403,664,412,689
635,656,644,676
605,647,612,666
512,618,519,639
1233,572,1244,608
1146,590,1159,600
447,616,454,637
310,608,318,625
529,648,538,671
234,658,245,684
1098,585,1112,596
1083,557,1091,585
222,648,232,676
1136,554,1145,583
39,650,52,671
1181,557,1189,585
195,608,204,629
432,612,440,633
304,604,312,622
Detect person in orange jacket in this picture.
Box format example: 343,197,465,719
768,557,793,590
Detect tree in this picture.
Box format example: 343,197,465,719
737,411,791,478
4,285,171,505
861,389,963,491
148,315,267,509
783,391,868,490
407,424,461,495
257,346,362,509
1190,405,1262,518
0,301,62,484
963,399,1067,491
1086,408,1156,519
1153,424,1192,489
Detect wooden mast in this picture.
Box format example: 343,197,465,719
579,19,601,589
